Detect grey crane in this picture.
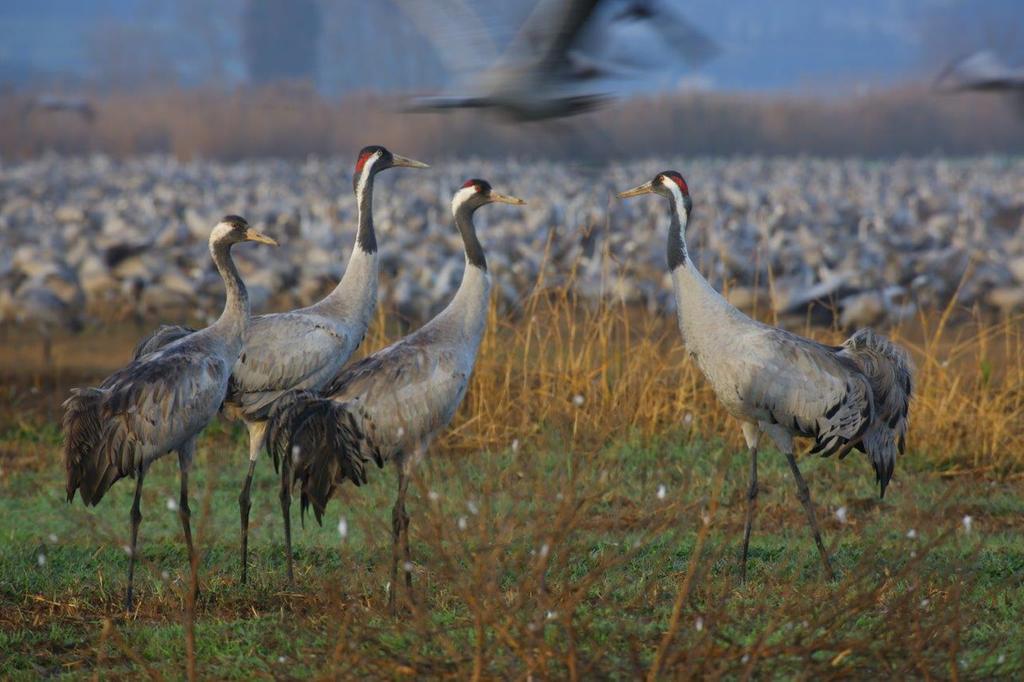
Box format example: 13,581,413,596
131,146,429,583
62,216,277,609
401,0,717,121
618,172,914,581
934,50,1024,114
268,179,525,608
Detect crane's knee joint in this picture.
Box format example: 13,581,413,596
130,508,142,524
747,482,758,500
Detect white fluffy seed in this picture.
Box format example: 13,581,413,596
457,516,468,531
695,616,704,631
166,497,178,511
962,515,973,533
337,518,348,539
656,484,667,500
835,506,848,524
572,394,585,407
36,553,46,567
906,529,917,539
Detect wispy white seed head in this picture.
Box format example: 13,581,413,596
555,492,564,501
656,484,667,500
695,616,704,631
36,553,46,567
166,497,178,511
701,510,712,526
467,500,479,515
741,654,750,664
48,533,58,543
511,438,520,453
906,528,917,539
291,444,301,459
962,515,973,533
683,412,694,425
428,490,440,502
539,543,550,558
572,394,585,407
123,545,133,556
278,656,287,664
396,427,405,438
337,518,348,539
835,506,848,524
457,516,468,531
998,654,1006,664
161,570,170,580
403,561,413,572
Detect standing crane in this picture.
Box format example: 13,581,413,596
268,179,525,608
132,146,428,583
618,172,914,581
62,216,277,609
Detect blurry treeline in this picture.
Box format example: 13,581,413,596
2,85,1023,160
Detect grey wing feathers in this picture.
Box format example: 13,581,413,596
838,329,915,497
132,324,197,360
745,328,873,459
228,312,355,420
268,391,370,525
64,342,231,505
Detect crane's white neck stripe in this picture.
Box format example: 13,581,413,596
451,186,478,216
355,151,383,199
210,221,234,244
663,178,688,222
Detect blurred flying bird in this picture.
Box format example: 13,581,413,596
62,216,277,610
618,172,914,582
268,180,525,610
934,50,1024,114
131,146,429,584
399,0,717,121
21,95,97,124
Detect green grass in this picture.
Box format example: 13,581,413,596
1,421,1023,678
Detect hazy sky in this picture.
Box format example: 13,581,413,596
0,0,1020,93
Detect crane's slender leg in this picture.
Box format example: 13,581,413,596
239,421,267,584
740,423,761,582
784,449,835,580
125,467,145,611
279,454,294,585
388,464,411,614
177,445,199,604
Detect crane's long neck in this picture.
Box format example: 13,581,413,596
209,239,249,342
666,189,750,345
316,166,379,324
434,203,491,345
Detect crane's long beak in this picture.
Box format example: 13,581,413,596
245,228,279,246
391,153,430,169
490,192,526,205
617,181,655,199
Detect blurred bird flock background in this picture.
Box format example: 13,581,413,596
2,0,1024,679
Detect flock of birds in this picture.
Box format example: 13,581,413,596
57,146,913,611
3,155,1024,364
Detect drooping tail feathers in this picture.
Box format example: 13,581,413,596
62,388,128,505
840,329,915,497
268,391,371,526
